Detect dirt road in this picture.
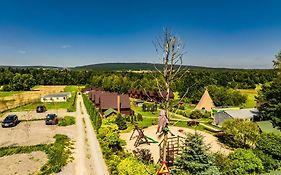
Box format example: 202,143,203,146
74,94,109,175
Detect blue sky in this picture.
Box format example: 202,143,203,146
0,0,281,68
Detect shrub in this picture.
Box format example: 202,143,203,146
67,92,77,112
228,149,264,175
253,149,281,172
189,110,204,119
82,94,102,130
133,148,153,164
256,133,281,160
58,116,75,126
221,119,260,148
117,156,155,175
115,113,127,130
137,113,143,121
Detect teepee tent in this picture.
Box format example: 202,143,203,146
195,89,215,112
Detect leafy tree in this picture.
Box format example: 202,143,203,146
256,133,281,160
115,113,127,130
229,149,263,175
213,153,233,175
221,119,260,148
208,85,247,106
174,132,220,175
189,110,204,119
273,50,281,73
253,149,281,172
258,80,281,127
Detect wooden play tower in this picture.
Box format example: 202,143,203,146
158,135,185,166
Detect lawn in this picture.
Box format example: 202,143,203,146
11,85,79,112
131,105,160,118
238,87,259,108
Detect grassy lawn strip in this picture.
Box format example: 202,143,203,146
10,85,78,112
0,134,73,175
58,116,76,126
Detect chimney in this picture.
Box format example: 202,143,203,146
117,95,121,113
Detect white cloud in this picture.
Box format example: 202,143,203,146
18,50,27,54
60,45,72,49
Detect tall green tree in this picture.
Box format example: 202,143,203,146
174,132,220,175
258,50,281,128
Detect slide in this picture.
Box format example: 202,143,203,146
145,135,158,143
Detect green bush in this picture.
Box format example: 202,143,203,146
221,119,260,148
97,116,156,174
115,114,127,130
253,149,281,172
189,110,204,119
58,116,75,126
137,113,143,121
82,94,102,130
0,134,72,175
67,92,77,112
229,149,264,175
117,156,156,175
256,133,281,160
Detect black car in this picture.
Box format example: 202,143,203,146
45,114,58,125
2,115,19,128
36,105,47,113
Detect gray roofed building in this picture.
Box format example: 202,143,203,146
41,92,72,102
214,108,259,125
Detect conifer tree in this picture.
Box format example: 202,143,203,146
174,132,220,175
115,113,127,130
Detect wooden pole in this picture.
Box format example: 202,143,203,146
117,95,121,113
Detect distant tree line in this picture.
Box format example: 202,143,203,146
0,67,275,103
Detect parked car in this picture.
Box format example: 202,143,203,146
45,114,58,125
2,115,19,128
36,105,47,113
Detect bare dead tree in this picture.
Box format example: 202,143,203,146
153,28,188,163
153,28,188,119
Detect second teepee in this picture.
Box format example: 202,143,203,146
195,89,215,112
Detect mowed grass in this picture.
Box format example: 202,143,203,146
238,87,260,108
11,85,79,112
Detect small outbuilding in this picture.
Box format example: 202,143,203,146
214,108,259,125
41,92,71,102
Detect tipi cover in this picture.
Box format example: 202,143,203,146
195,89,215,112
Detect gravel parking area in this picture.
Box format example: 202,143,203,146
0,151,47,175
0,120,76,147
2,109,76,121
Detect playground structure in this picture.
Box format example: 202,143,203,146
158,135,185,166
130,125,158,147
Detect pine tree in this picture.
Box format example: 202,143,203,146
174,132,220,175
115,113,127,130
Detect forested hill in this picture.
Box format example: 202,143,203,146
73,63,214,71
0,65,62,69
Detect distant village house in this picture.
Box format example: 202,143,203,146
41,92,71,102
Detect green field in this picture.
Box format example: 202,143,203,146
238,86,260,108
11,85,79,112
